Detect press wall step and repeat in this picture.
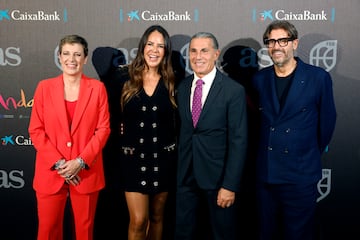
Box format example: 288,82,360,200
1,0,359,239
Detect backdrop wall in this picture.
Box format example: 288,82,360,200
1,0,359,239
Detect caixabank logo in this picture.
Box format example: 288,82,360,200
252,8,336,23
1,135,32,146
119,8,199,23
0,8,68,22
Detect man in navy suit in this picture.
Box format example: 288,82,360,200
252,20,337,240
175,32,248,240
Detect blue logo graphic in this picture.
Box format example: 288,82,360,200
194,9,199,22
260,10,273,21
120,9,140,22
127,10,140,22
0,9,10,21
1,135,14,145
331,8,335,22
63,8,68,22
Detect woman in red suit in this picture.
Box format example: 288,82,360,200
28,35,110,240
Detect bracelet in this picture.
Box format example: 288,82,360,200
76,157,87,170
51,159,65,170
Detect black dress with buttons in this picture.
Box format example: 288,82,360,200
120,79,177,194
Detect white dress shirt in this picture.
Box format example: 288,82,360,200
190,67,217,111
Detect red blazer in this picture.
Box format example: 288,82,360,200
29,74,110,194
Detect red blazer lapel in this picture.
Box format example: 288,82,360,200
71,75,92,135
50,75,71,136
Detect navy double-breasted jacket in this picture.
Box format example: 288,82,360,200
252,57,336,184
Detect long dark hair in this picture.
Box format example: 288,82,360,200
121,25,176,109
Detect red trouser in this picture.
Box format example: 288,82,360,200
36,183,99,240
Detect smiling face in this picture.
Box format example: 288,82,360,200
189,37,220,78
143,30,165,70
58,43,87,77
267,28,298,67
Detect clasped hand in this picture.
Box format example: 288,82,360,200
57,159,82,186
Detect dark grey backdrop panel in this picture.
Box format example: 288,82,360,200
1,0,359,239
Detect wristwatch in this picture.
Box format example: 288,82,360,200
76,157,89,170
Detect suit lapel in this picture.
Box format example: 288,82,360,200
71,76,92,135
182,76,193,125
50,76,71,136
278,66,304,119
268,70,281,116
200,72,222,120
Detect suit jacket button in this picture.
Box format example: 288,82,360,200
66,142,72,147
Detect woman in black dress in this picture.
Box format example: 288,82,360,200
120,25,177,240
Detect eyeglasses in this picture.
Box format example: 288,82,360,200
263,37,295,48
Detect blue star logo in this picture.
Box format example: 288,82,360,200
127,10,140,21
260,10,273,21
0,9,10,21
1,135,14,145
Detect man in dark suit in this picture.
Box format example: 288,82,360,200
252,20,337,240
175,32,248,240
